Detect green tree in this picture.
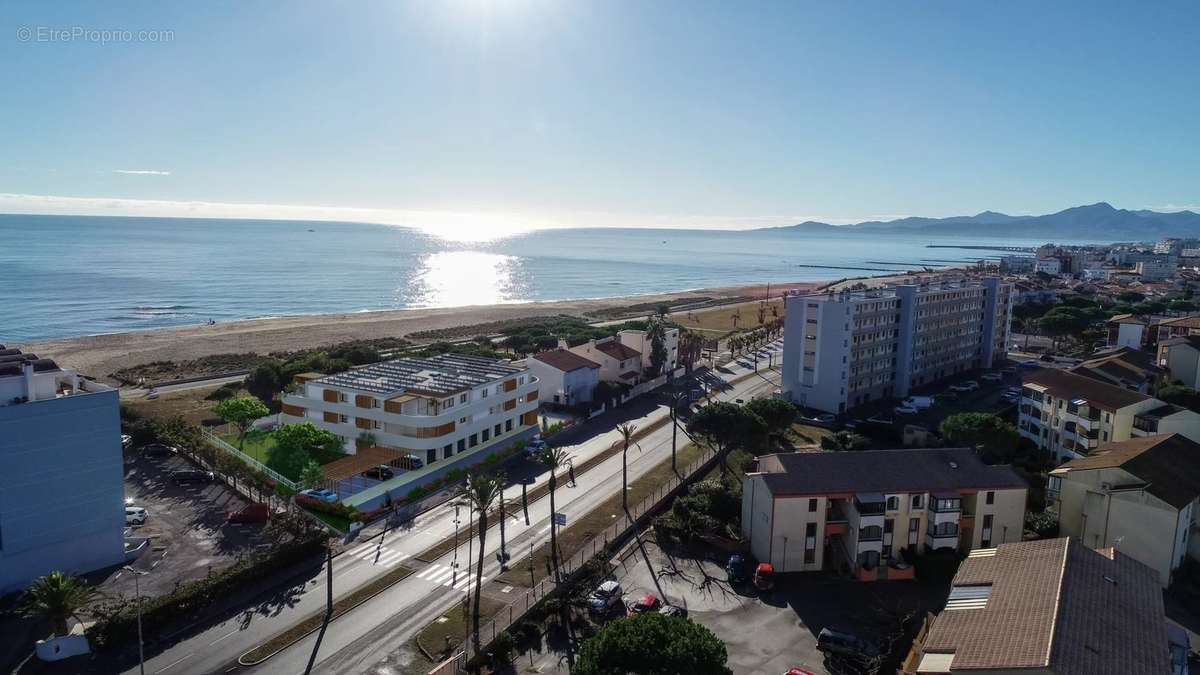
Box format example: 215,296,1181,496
213,397,270,450
745,398,799,437
940,412,1020,464
245,362,283,404
820,430,872,452
20,572,100,637
1117,291,1146,304
1158,384,1200,413
575,612,732,675
536,446,573,581
299,460,325,489
355,431,378,451
455,472,503,654
1169,299,1198,313
614,423,640,512
687,402,767,471
271,422,342,479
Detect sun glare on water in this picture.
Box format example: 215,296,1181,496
410,250,524,307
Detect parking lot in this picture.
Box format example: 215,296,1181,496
593,536,949,675
101,449,270,600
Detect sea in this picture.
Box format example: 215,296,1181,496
0,214,1093,342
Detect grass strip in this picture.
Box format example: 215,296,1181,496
413,414,673,563
497,442,706,588
238,563,414,665
414,595,507,659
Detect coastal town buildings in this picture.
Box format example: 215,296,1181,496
562,336,643,384
741,448,1026,580
1048,434,1200,586
0,347,125,593
1069,346,1163,394
526,348,600,406
1157,335,1200,389
905,537,1172,674
780,277,1012,414
279,354,540,502
1018,367,1200,463
617,326,680,375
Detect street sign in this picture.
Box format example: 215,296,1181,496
553,512,567,526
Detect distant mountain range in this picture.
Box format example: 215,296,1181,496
763,203,1200,240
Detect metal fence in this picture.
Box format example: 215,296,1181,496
200,428,301,491
442,444,720,670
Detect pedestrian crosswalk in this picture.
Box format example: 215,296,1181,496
343,542,488,592
345,541,410,568
415,563,489,592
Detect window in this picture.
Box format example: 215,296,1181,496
505,419,513,432
481,429,490,442
804,522,817,564
469,433,478,447
427,448,437,465
338,392,348,403
481,389,489,398
443,444,453,460
373,399,381,409
985,491,995,505
338,414,348,423
460,393,468,403
494,423,502,436
460,416,469,424
911,494,923,510
981,514,994,548
457,439,466,452
444,398,453,409
886,496,899,511
808,498,818,512
860,525,883,541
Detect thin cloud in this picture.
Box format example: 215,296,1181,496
114,169,171,176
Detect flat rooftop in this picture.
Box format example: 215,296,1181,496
313,353,525,396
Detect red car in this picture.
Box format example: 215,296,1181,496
228,503,271,524
785,669,816,675
753,563,775,591
629,593,662,614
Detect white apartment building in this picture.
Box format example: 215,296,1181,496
1136,257,1178,281
0,348,125,593
1048,434,1200,586
1034,258,1063,275
781,277,1012,414
742,448,1026,581
280,354,540,504
1018,367,1200,463
1158,335,1200,389
562,336,643,384
527,348,600,406
617,326,680,375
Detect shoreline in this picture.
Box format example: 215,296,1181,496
15,270,954,381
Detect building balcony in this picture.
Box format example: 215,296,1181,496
925,528,960,550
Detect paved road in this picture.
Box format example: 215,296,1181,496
121,342,784,675
118,373,248,401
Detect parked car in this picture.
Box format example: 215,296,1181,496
894,405,919,415
816,628,879,659
398,454,424,470
981,372,1004,382
949,381,979,393
785,669,817,675
142,443,176,458
901,396,933,410
1000,366,1017,374
300,488,339,503
734,398,745,404
629,593,662,614
1039,353,1056,362
817,413,836,424
659,604,688,618
228,503,271,524
125,506,148,526
524,439,548,456
726,554,748,584
1018,360,1040,369
121,434,133,449
753,562,775,592
588,580,623,615
361,465,395,480
171,469,214,484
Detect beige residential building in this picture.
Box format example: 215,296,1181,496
1069,346,1163,394
563,336,642,384
1048,434,1200,586
1018,367,1200,463
1157,335,1200,389
906,538,1171,674
741,448,1026,581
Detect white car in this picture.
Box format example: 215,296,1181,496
121,434,133,449
125,506,148,526
949,381,979,393
981,372,1004,382
588,580,624,614
894,405,919,415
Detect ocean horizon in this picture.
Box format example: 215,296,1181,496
2,214,1097,342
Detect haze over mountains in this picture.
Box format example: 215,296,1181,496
768,203,1200,240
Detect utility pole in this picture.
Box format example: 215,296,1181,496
304,544,334,675
452,505,460,573
122,567,148,675
498,480,508,568
521,481,529,525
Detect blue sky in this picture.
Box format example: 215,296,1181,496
1,1,1198,234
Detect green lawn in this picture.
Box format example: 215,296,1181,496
221,431,279,466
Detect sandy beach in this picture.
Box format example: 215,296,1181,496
16,281,825,381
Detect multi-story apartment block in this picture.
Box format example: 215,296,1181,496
1069,346,1163,394
781,277,1012,414
741,448,1026,581
0,348,125,593
562,336,643,384
280,354,540,505
617,326,680,375
1048,434,1200,586
905,538,1171,674
1018,367,1200,463
527,348,600,406
1158,335,1200,389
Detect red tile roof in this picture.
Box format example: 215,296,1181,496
531,348,600,373
1023,367,1150,411
595,340,641,361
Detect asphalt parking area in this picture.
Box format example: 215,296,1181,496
102,450,270,600
609,537,949,675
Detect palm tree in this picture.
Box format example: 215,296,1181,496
20,571,100,637
536,446,573,581
454,472,503,653
614,423,640,514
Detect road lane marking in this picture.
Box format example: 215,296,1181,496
208,629,239,646
154,652,194,673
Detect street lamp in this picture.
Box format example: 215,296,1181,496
122,566,149,675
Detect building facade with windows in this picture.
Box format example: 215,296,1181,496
0,348,125,593
741,448,1026,581
563,336,643,384
1018,367,1200,463
1048,434,1200,586
280,354,540,468
527,348,600,406
781,277,1012,414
